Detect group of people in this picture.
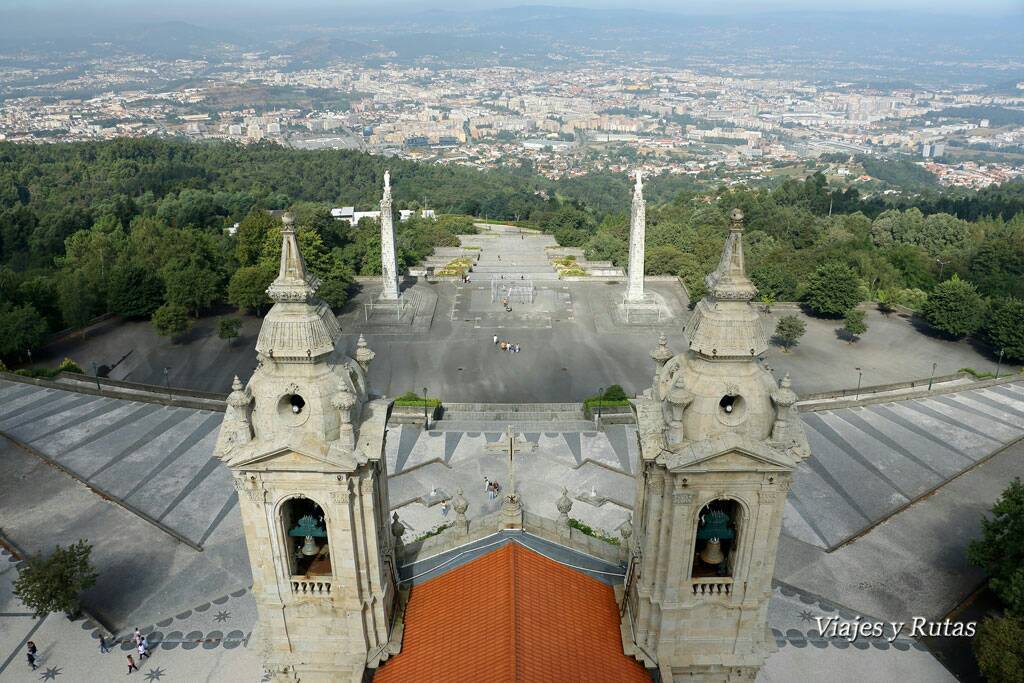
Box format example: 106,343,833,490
25,624,162,675
126,627,152,674
484,477,502,500
492,335,522,353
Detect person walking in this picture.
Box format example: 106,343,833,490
138,640,150,661
27,641,39,668
100,635,111,654
132,628,142,646
141,636,150,656
493,334,498,345
27,651,37,671
127,654,139,674
441,500,450,518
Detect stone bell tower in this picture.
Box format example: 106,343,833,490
620,208,811,682
214,214,401,682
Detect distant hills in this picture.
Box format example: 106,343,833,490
1,6,1021,87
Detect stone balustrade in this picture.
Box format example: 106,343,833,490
291,577,332,596
691,577,732,597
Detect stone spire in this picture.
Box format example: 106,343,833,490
625,170,646,303
255,213,340,362
267,213,319,303
379,170,400,301
683,208,768,360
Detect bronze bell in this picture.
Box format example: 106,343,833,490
300,535,320,557
701,537,724,566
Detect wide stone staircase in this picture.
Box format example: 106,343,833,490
461,233,562,282
433,402,595,432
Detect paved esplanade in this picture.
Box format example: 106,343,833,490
2,375,1023,627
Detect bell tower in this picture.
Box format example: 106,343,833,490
621,209,811,682
214,214,401,682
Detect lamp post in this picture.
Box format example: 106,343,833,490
854,367,862,400
422,386,429,430
928,362,937,391
596,386,604,426
935,258,947,281
163,366,171,400
91,361,101,391
996,348,1004,380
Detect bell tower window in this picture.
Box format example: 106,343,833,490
282,498,331,576
278,393,309,426
692,500,741,578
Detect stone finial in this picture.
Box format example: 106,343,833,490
650,333,673,368
332,388,358,448
384,170,391,191
556,487,573,535
452,487,469,537
390,512,405,549
729,207,744,225
453,488,469,515
665,373,694,448
355,334,375,373
772,373,798,409
634,170,643,193
619,514,634,546
266,212,318,304
226,375,251,410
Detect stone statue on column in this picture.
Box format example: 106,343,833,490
625,170,646,303
380,171,400,301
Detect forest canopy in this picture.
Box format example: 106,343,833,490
1,138,1022,362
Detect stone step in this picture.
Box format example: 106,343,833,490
443,402,583,412
441,410,586,422
428,419,599,433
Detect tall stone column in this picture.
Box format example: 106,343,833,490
626,170,646,302
380,170,400,301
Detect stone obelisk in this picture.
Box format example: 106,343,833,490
380,170,400,301
626,170,646,302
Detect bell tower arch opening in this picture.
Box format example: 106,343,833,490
691,499,742,579
281,496,331,577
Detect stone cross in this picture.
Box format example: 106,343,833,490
504,424,526,503
626,170,646,303
379,171,400,301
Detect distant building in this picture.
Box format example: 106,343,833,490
330,207,435,226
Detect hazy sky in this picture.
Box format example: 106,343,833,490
5,0,1023,15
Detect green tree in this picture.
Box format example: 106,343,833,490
218,317,242,345
0,303,48,359
802,261,862,317
151,303,191,341
842,309,868,343
967,478,1024,618
759,294,776,313
774,315,806,352
57,268,100,329
645,245,688,275
973,616,1024,683
13,540,97,618
921,274,987,338
985,298,1024,363
235,209,279,267
165,265,221,317
107,263,164,318
228,263,275,314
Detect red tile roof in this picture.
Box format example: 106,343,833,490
375,543,649,682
